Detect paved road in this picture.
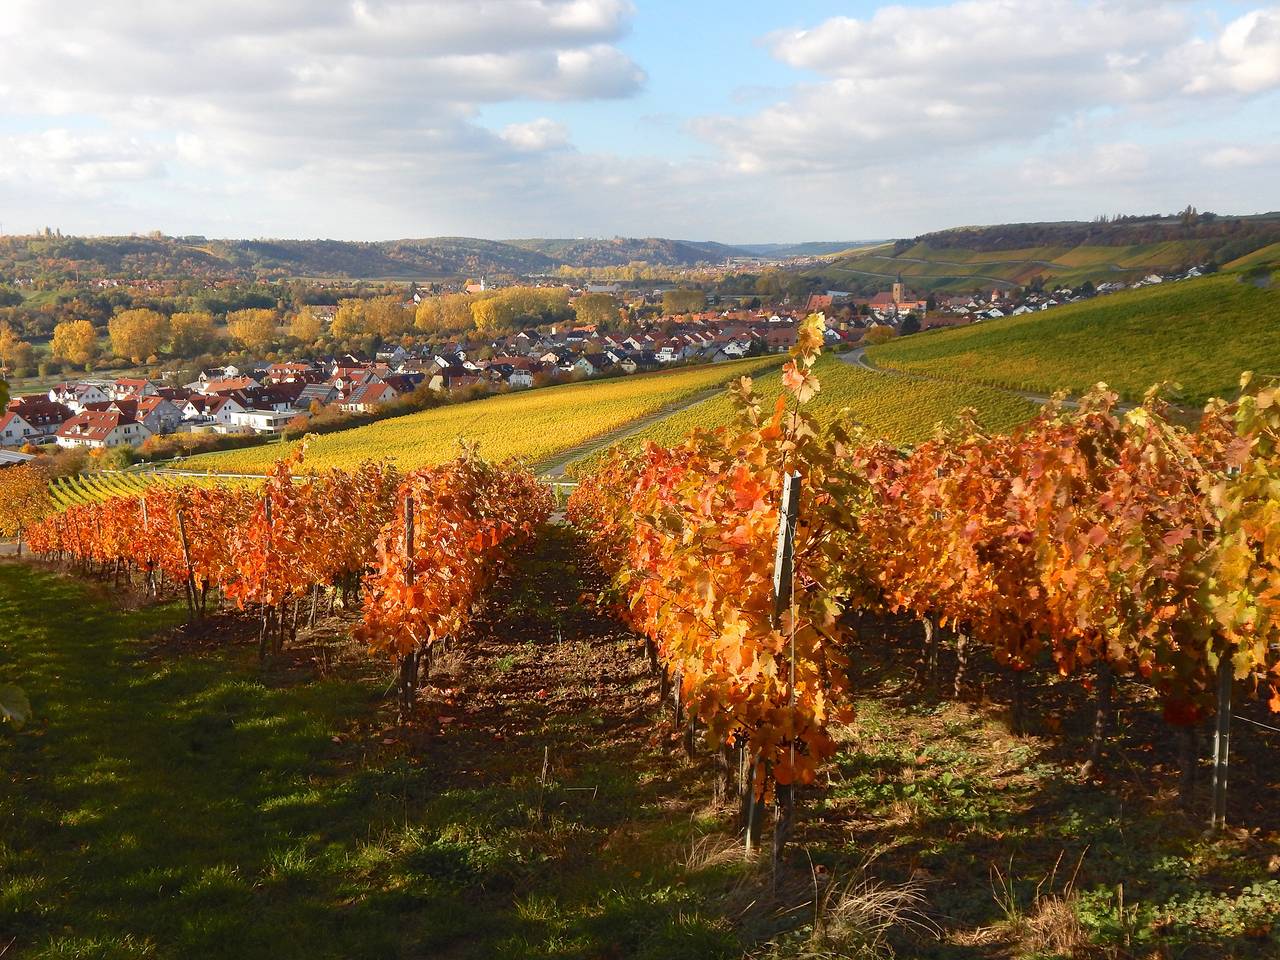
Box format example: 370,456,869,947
534,385,724,479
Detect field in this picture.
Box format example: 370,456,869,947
182,357,781,475
566,355,1038,477
46,471,257,509
867,274,1280,405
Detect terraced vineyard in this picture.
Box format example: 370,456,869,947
566,354,1038,477
867,274,1280,404
47,471,258,510
183,356,782,474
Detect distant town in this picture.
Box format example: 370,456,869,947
0,261,1210,470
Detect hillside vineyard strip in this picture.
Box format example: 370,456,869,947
182,356,781,474
566,355,1038,477
867,275,1280,404
47,471,257,509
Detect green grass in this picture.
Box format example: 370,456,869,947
0,555,744,959
566,355,1038,477
181,357,781,475
866,274,1280,405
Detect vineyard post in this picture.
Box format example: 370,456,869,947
141,497,153,597
259,496,273,659
176,507,198,623
398,494,419,718
770,470,802,872
1210,653,1232,831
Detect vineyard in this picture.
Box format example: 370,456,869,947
3,317,1280,958
565,355,1037,478
867,274,1280,404
45,470,258,509
181,355,781,475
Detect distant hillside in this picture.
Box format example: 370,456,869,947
865,273,1280,405
503,237,746,267
735,241,874,258
808,213,1280,293
0,233,770,282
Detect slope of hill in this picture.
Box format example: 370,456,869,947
808,214,1280,292
503,236,745,267
182,356,781,474
566,354,1039,477
866,273,1280,405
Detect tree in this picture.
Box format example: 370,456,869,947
331,299,367,340
109,308,171,363
899,314,921,335
0,461,54,551
226,309,278,352
862,324,897,345
0,322,35,374
51,319,100,369
662,288,706,314
364,296,412,338
169,311,219,357
289,307,323,343
573,293,619,329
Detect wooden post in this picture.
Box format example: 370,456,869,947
399,494,418,718
1210,654,1232,831
771,471,801,871
175,507,198,622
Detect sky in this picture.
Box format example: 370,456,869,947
0,0,1277,242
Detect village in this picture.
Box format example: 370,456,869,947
0,264,1207,463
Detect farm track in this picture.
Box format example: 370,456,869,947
534,384,725,479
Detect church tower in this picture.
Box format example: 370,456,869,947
892,273,904,305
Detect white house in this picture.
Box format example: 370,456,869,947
227,408,295,434
55,411,152,449
49,382,110,413
0,411,38,446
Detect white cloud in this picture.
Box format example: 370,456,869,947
0,1,642,178
500,118,572,152
1020,142,1150,188
1202,144,1280,168
0,131,166,193
694,1,1280,174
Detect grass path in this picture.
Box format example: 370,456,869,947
0,545,741,959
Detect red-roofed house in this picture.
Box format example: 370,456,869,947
5,398,72,438
0,411,38,446
340,382,398,413
55,411,152,449
110,378,158,401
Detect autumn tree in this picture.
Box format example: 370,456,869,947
51,319,100,369
573,292,620,329
288,307,323,343
0,322,35,374
862,324,897,345
226,309,278,352
415,293,476,335
169,311,219,357
364,296,412,338
0,462,54,553
330,299,367,340
662,288,706,315
109,308,171,363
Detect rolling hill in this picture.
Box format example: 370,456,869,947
1,234,783,282
565,354,1039,477
865,273,1280,405
807,213,1280,293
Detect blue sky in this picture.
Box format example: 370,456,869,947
0,0,1276,241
